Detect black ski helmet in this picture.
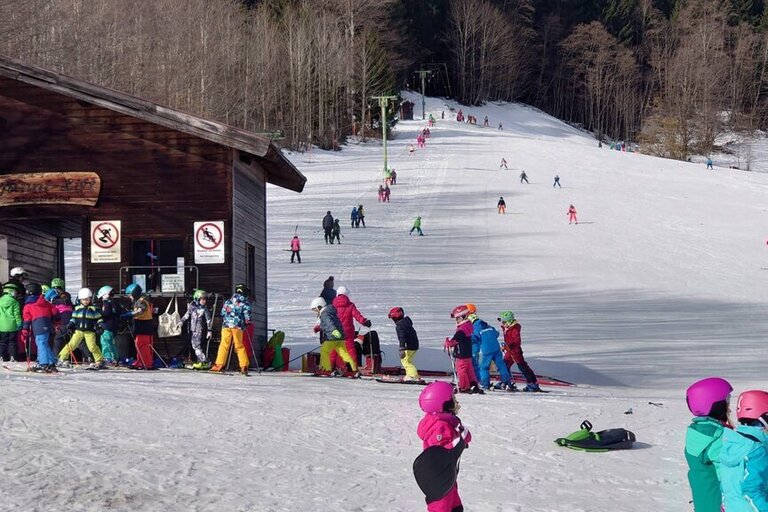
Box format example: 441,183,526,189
25,282,42,296
235,283,250,297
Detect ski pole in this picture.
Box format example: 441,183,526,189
286,344,322,366
243,327,261,374
205,293,219,361
150,344,169,368
24,331,31,371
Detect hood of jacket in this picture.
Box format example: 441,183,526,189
720,425,768,467
417,412,460,442
686,416,727,458
332,294,351,308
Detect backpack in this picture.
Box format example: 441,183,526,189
413,437,466,502
555,420,636,452
361,330,381,357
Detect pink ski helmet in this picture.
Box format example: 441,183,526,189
450,304,471,319
686,377,733,417
736,390,768,424
419,381,455,414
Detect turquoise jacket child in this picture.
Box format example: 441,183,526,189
685,416,727,512
720,425,768,512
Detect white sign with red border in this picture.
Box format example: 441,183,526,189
194,221,225,264
90,220,121,263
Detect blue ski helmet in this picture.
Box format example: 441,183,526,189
125,283,142,299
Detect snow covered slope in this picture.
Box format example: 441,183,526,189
3,93,767,512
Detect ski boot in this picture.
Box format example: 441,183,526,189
239,366,249,376
523,383,542,392
45,364,59,373
192,361,210,371
56,359,71,368
469,383,485,395
209,363,225,373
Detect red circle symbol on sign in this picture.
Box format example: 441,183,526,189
92,222,120,249
196,223,223,250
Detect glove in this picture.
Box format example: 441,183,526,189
331,329,343,340
460,427,472,446
399,349,406,360
95,325,104,336
363,319,372,328
313,324,321,333
206,331,212,341
120,311,133,319
444,337,456,350
21,329,29,341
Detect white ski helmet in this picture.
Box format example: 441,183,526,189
336,286,349,296
9,267,26,278
96,285,113,300
77,288,93,300
310,297,326,310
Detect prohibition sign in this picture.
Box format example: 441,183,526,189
92,221,120,249
196,223,223,250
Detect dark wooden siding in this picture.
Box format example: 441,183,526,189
232,155,268,347
0,221,58,284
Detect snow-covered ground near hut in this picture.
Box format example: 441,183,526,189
3,91,768,512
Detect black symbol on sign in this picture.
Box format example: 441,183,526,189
202,227,217,244
98,228,114,244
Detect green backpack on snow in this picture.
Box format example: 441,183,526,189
555,420,636,452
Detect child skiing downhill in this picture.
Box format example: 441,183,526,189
96,285,122,365
497,197,506,214
415,381,472,512
470,312,514,391
57,288,106,369
568,204,578,224
444,305,482,394
211,284,252,375
685,377,733,512
22,283,58,372
553,175,561,188
331,286,368,372
290,235,302,263
720,390,768,511
310,297,357,375
410,216,423,236
357,204,366,228
499,158,507,169
519,171,529,184
498,311,539,391
123,284,155,369
180,289,213,370
332,219,342,244
389,306,420,381
351,206,360,227
0,281,22,362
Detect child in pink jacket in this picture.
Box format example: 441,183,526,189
416,381,472,512
444,304,482,393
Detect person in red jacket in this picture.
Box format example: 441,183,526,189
498,311,540,392
331,286,369,371
21,283,58,372
290,235,301,264
567,204,578,224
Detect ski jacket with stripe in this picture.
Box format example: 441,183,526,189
68,304,104,332
220,293,252,330
22,295,56,336
317,304,344,341
720,425,768,512
180,299,212,337
685,416,727,512
472,318,501,354
394,316,419,351
0,293,22,332
332,294,368,342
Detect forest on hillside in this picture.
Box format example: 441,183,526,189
1,0,768,162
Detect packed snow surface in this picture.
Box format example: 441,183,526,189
3,91,768,511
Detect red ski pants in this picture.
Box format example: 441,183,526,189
426,483,462,512
455,358,478,391
134,334,154,369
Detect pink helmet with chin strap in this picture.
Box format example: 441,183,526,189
686,377,733,417
736,390,768,424
419,381,455,414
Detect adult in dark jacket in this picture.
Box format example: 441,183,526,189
322,211,334,244
332,219,342,244
389,306,420,381
320,276,336,304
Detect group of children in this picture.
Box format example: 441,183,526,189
685,377,768,511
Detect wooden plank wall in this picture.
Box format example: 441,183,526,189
0,221,58,284
232,155,268,347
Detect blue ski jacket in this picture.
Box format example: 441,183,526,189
720,424,768,512
472,318,501,354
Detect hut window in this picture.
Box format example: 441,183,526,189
245,242,255,293
130,239,184,292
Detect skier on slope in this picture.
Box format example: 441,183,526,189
685,377,733,512
567,204,578,224
469,310,514,391
444,305,482,394
389,306,420,382
519,171,529,184
416,381,472,512
499,158,508,169
179,289,212,370
332,219,342,244
50,277,75,359
351,207,359,228
498,311,540,392
357,204,366,228
322,211,334,244
410,216,423,236
332,286,369,372
497,197,506,214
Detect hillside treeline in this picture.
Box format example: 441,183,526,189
1,0,768,159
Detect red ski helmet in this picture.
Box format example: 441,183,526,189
388,307,404,321
419,381,455,414
686,377,733,417
450,305,471,319
736,390,768,425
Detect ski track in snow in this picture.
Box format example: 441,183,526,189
5,92,768,511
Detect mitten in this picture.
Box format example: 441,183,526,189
363,319,372,327
331,329,343,340
313,324,321,333
460,427,472,446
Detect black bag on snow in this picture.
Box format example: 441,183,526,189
413,437,466,502
554,420,636,452
361,330,381,357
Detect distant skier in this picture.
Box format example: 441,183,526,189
415,382,472,511
567,204,578,224
290,235,301,263
444,305,481,394
706,157,714,170
383,185,391,202
389,306,420,381
23,283,59,372
519,171,529,184
409,144,415,156
332,219,342,244
483,115,489,127
498,311,540,391
319,276,336,305
553,175,561,188
499,158,508,169
391,169,397,185
410,216,423,236
322,211,334,244
378,184,385,203
497,197,506,214
498,122,503,131
351,206,359,227
357,204,366,228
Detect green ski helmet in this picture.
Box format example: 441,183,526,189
51,277,66,290
498,311,516,323
192,289,207,301
41,284,51,294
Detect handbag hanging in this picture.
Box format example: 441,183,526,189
157,295,183,338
